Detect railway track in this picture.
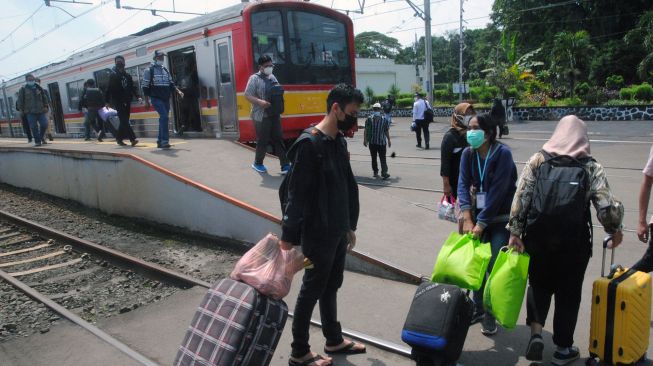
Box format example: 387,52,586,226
0,210,412,364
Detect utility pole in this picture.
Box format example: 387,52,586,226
424,0,433,103
458,0,464,102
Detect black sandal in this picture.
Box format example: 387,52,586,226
288,354,331,366
324,341,367,355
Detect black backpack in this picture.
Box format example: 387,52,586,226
423,99,434,123
258,74,285,116
279,128,327,225
525,151,593,249
85,88,104,108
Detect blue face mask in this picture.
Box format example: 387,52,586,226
26,81,35,87
466,130,486,149
373,111,381,116
155,60,164,66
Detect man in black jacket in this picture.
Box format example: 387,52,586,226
279,84,366,366
105,55,139,146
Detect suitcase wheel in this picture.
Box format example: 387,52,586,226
585,357,599,366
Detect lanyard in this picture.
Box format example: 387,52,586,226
476,144,497,193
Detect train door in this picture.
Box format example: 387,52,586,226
168,47,202,134
214,36,238,135
47,82,66,133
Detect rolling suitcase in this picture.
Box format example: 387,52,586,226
174,278,288,366
588,236,652,366
402,282,473,366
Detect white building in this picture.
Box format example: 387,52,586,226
355,58,426,96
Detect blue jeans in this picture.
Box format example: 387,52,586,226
473,221,510,311
384,112,392,123
151,97,170,145
26,113,48,144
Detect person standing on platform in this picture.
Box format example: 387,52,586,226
412,92,431,149
441,103,474,199
35,77,53,142
142,50,183,149
245,55,290,174
16,74,49,147
631,144,653,272
280,84,366,366
381,95,395,125
364,102,391,179
79,79,106,142
106,55,139,147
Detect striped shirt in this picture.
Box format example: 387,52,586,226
365,113,390,146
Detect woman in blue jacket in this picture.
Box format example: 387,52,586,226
458,113,517,336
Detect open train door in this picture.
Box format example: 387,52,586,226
214,36,238,137
47,82,66,133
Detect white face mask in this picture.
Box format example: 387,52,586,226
263,66,274,76
155,60,164,66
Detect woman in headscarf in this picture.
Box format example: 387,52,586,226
440,103,475,199
507,115,624,365
458,113,517,336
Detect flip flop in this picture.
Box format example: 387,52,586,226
288,354,332,366
324,341,367,355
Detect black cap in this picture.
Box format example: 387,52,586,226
153,50,166,59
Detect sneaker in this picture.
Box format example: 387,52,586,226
280,164,291,175
161,143,171,149
251,163,267,173
481,314,498,336
551,346,579,365
41,140,47,145
416,144,422,148
425,144,430,150
117,141,127,146
470,309,485,325
382,173,390,180
525,334,544,362
373,173,379,178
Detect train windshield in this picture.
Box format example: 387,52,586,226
251,9,352,85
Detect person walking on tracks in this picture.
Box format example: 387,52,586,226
79,79,105,142
364,102,391,179
631,144,653,272
16,73,49,147
142,50,184,149
458,113,517,336
412,92,432,149
279,84,366,366
507,115,624,365
106,55,139,147
245,55,290,174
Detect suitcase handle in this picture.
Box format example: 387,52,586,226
601,235,615,278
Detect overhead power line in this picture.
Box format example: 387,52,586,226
0,4,45,44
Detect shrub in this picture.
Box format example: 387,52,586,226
506,87,519,98
387,84,400,98
396,97,414,108
434,88,454,104
619,87,635,100
525,79,551,94
605,99,648,106
605,75,625,90
582,87,610,105
398,92,414,99
574,82,591,97
635,82,653,101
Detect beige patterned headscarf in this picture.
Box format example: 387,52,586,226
542,115,591,158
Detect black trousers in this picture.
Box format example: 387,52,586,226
369,144,388,175
415,119,430,146
254,115,289,166
526,244,590,348
116,102,137,142
21,114,32,140
632,225,653,272
291,233,347,358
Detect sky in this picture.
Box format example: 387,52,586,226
0,0,493,81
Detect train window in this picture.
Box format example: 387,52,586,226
8,97,14,112
287,11,352,84
125,63,150,103
93,69,112,93
0,99,6,118
218,44,231,83
66,79,85,112
251,10,290,82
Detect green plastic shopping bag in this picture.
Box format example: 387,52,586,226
431,232,492,291
483,247,530,329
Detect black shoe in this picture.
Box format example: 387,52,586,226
161,143,171,149
84,138,92,141
27,139,33,143
416,144,422,148
551,346,579,365
382,173,390,180
373,173,379,178
41,140,47,145
47,134,53,141
525,334,544,362
470,309,485,325
130,139,139,147
425,144,430,150
117,141,127,146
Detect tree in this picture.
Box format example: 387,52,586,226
354,31,402,59
550,31,594,97
626,11,653,81
388,84,400,98
365,86,375,105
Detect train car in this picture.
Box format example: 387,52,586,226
0,0,356,142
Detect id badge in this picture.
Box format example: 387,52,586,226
476,192,487,209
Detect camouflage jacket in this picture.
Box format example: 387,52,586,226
508,152,624,237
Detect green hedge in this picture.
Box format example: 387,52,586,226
396,97,414,108
635,83,653,101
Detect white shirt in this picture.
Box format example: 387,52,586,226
412,99,429,121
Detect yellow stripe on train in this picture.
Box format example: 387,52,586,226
236,91,329,119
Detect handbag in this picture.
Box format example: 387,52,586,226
431,232,492,291
483,247,530,329
438,195,458,223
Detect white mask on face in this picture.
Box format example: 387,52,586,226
263,66,274,76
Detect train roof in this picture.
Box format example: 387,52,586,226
5,2,248,86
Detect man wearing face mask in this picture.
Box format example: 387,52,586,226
245,55,290,174
279,84,366,366
16,74,49,147
142,50,184,149
106,55,140,146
